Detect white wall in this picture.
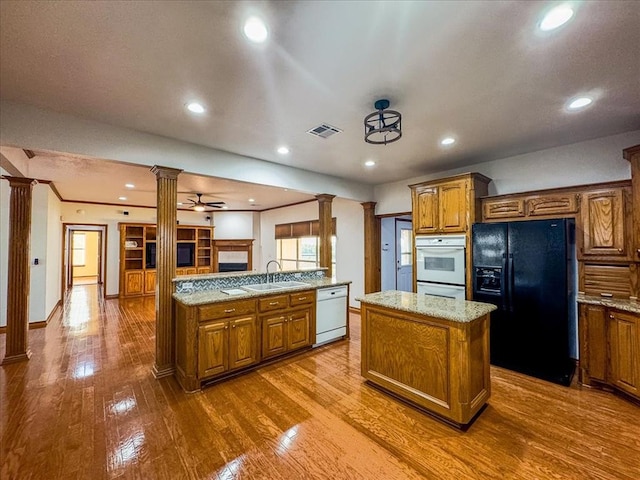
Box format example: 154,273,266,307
45,188,62,318
374,130,640,215
28,184,49,322
259,198,364,308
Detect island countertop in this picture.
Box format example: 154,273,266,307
356,290,497,323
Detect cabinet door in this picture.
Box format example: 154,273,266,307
288,308,311,351
578,304,607,383
262,314,287,359
229,316,258,370
608,310,640,398
414,186,439,234
144,270,156,295
124,271,144,296
198,321,228,378
581,189,627,258
439,181,467,232
483,198,525,220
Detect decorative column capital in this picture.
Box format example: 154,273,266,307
315,194,336,204
151,166,183,180
361,201,376,212
3,176,38,188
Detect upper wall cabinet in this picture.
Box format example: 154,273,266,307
410,173,491,235
579,187,631,261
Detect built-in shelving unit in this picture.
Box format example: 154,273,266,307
119,223,214,297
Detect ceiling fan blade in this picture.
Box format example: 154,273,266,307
204,201,225,206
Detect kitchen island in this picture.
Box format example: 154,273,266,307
357,291,497,428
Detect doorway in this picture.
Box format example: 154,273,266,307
380,215,413,292
62,224,107,298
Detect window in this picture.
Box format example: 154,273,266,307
276,236,337,278
72,232,86,267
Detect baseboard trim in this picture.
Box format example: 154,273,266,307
105,294,119,300
1,350,32,365
0,326,5,334
349,306,361,314
28,299,62,330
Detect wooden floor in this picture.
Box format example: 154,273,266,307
1,286,639,479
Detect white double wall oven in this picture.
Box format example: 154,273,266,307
415,235,466,300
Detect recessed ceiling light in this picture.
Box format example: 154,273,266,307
186,102,205,114
539,5,574,31
277,146,290,154
440,137,456,146
119,196,127,201
243,17,268,43
125,183,135,188
177,202,183,206
567,96,593,110
364,160,376,167
222,206,229,210
248,198,255,203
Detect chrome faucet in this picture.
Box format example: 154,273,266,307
265,260,282,284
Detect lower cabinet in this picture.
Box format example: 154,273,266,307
144,270,156,295
175,290,316,392
124,270,144,296
198,315,258,379
261,291,314,360
579,304,639,400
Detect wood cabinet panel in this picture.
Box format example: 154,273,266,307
414,186,439,234
483,199,525,220
124,271,144,296
439,181,467,232
198,299,256,321
527,194,579,216
197,267,211,274
580,189,627,258
289,290,315,307
578,304,607,383
582,264,631,298
144,270,156,294
198,321,228,378
229,316,258,370
288,309,311,351
262,314,287,359
608,310,640,397
258,295,288,312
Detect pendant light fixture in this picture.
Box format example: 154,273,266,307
364,99,402,145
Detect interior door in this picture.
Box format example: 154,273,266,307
395,219,413,292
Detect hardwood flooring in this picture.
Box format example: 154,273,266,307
1,285,639,479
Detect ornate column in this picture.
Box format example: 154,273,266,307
151,165,182,378
316,194,335,278
623,144,640,298
2,177,37,365
361,202,381,293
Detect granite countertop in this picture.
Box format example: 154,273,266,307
172,267,328,283
356,290,497,323
577,293,640,315
174,278,351,306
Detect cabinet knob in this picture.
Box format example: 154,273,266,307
297,297,307,301
232,324,236,328
609,314,615,319
269,302,278,306
618,248,623,253
224,308,236,314
224,325,228,330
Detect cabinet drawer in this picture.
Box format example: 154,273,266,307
259,295,289,312
483,199,525,220
198,299,256,321
289,290,315,306
527,194,578,216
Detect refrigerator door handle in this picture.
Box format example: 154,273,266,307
508,253,514,312
501,253,508,311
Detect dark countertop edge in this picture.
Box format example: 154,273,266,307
174,279,351,306
577,294,640,315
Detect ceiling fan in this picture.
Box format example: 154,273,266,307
185,193,226,212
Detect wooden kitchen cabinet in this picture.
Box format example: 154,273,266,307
578,303,640,401
410,174,490,234
124,270,144,296
144,270,156,295
579,187,630,260
261,290,314,360
198,320,228,378
608,309,640,398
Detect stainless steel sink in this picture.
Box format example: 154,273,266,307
272,281,310,288
242,283,285,292
241,280,310,292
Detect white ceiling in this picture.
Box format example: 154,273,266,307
1,1,639,209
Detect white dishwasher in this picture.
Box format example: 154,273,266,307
315,285,348,346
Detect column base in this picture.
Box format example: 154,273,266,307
152,363,175,379
1,349,32,365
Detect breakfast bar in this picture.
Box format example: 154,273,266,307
357,291,497,428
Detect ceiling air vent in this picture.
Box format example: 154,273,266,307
306,123,342,139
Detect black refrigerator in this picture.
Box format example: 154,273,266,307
472,218,576,386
